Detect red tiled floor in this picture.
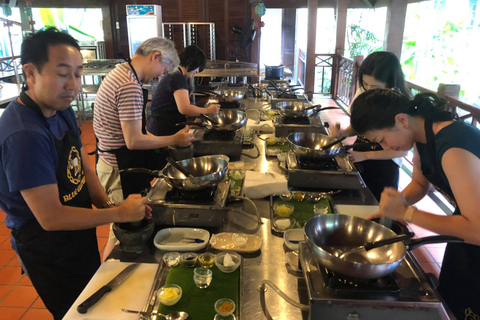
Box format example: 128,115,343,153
20,308,53,320
96,224,110,238
31,296,46,309
0,285,13,302
0,267,23,286
7,256,21,267
0,223,10,236
0,211,5,223
0,236,12,250
0,286,37,307
0,250,15,266
97,237,108,253
17,276,32,287
0,306,26,320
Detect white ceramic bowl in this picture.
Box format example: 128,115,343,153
215,298,235,317
158,284,182,306
214,252,241,273
283,228,305,251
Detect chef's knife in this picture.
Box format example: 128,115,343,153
77,263,140,314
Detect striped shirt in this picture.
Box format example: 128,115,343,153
93,63,143,167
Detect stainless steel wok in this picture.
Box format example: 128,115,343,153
276,101,339,118
287,132,345,159
179,110,247,132
120,155,229,190
194,89,245,102
304,214,464,279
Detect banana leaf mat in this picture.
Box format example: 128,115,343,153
273,196,333,227
158,265,240,320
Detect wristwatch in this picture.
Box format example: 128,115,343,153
103,200,115,208
404,206,417,223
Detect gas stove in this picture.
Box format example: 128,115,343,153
192,129,243,161
299,243,452,319
286,151,365,190
274,115,328,137
146,178,230,227
270,94,309,109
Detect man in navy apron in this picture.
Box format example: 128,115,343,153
0,28,151,320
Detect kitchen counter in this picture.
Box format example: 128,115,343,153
103,96,379,320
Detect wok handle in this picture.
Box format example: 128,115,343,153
119,168,163,178
316,106,340,112
200,113,218,125
176,121,204,127
364,232,415,251
405,235,465,251
166,157,194,178
321,136,347,150
343,142,378,151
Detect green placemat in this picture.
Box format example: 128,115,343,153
274,197,333,227
158,265,239,320
266,142,290,153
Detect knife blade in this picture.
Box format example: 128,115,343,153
77,263,140,314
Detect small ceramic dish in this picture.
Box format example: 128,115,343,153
158,284,182,306
283,228,305,251
273,203,294,217
273,216,297,231
266,147,280,157
214,252,241,273
215,298,236,317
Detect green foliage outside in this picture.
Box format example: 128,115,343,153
346,24,383,58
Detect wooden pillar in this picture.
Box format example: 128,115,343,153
332,0,347,99
250,5,261,83
304,0,317,99
384,0,408,58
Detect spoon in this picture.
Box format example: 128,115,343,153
166,157,195,178
339,232,415,261
320,136,347,150
122,308,188,320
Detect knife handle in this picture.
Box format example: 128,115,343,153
77,285,112,314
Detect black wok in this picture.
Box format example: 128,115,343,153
178,109,247,132
120,155,228,190
275,101,339,118
304,214,464,279
287,132,376,159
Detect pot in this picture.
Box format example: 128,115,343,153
304,214,464,279
265,65,284,80
287,132,376,159
120,155,228,190
276,101,339,118
178,110,247,132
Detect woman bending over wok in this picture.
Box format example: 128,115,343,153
148,45,220,136
350,88,480,320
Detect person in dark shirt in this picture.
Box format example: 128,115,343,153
350,89,480,319
148,45,220,136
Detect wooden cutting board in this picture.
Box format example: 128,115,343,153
63,261,159,320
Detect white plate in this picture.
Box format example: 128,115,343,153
283,228,304,251
335,205,379,219
210,232,262,253
153,228,210,251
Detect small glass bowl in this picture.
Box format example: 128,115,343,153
215,298,236,317
180,252,198,267
228,169,245,181
279,192,292,201
198,252,215,268
158,284,182,306
273,216,297,231
313,203,329,215
266,147,280,157
273,203,294,217
292,191,305,201
265,137,278,145
163,251,181,267
307,192,326,203
214,252,241,273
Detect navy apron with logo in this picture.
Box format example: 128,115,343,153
353,135,399,202
418,119,480,320
12,91,100,320
102,60,165,198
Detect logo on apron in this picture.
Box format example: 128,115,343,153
67,146,83,184
465,307,479,320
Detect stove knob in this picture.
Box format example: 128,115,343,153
323,122,330,128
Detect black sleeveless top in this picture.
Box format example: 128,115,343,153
416,119,480,319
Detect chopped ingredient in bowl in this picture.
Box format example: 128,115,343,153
276,218,292,229
275,204,293,216
159,287,180,301
223,253,235,267
218,301,233,312
232,171,243,180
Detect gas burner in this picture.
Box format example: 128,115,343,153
321,266,401,294
165,186,217,204
203,130,237,141
226,83,246,88
219,101,241,109
281,116,311,125
275,93,298,99
297,157,339,171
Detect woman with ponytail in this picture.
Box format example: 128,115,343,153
350,89,480,320
148,45,220,136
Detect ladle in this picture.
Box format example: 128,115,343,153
166,157,195,178
122,308,188,320
339,232,415,261
320,136,347,150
